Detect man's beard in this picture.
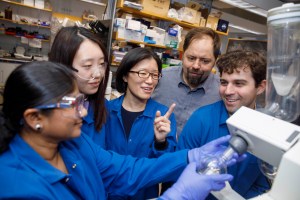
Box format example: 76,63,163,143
185,69,209,88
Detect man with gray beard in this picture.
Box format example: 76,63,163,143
152,27,221,137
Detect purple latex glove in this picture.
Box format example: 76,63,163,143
160,162,233,200
188,135,243,169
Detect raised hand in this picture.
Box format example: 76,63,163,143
154,103,176,142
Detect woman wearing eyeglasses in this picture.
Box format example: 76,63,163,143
102,47,177,199
0,61,239,199
49,26,109,148
48,27,176,199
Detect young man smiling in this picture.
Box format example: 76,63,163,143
177,50,270,199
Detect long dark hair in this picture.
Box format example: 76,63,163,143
0,61,75,153
49,26,109,131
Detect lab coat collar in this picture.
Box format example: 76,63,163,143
10,134,70,184
82,104,94,124
110,95,156,118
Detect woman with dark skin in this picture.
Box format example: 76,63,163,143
0,61,236,200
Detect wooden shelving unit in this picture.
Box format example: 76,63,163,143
0,18,51,29
0,0,52,12
114,37,168,49
79,0,106,7
7,34,50,42
116,0,228,35
117,6,200,30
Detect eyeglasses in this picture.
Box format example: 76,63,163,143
35,94,86,118
129,70,162,80
72,62,107,81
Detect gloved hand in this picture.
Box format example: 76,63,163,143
160,162,233,200
188,135,245,169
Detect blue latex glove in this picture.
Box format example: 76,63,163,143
188,135,240,169
160,162,233,200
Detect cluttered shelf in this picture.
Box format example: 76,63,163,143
79,0,106,6
117,6,200,30
0,18,51,29
116,0,227,36
114,36,168,49
5,34,49,42
0,0,52,12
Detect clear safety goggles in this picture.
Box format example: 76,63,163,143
73,62,107,81
35,94,86,118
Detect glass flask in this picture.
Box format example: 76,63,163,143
198,136,248,175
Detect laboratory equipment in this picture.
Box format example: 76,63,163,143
265,3,300,122
226,106,300,200
210,4,300,199
198,136,248,175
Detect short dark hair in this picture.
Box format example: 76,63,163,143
183,27,221,59
216,50,266,87
115,47,162,93
0,61,75,153
49,26,109,131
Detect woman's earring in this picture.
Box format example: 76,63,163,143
35,124,42,131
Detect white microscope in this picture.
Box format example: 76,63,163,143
209,3,300,200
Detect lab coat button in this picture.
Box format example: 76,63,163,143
65,177,69,182
72,164,77,169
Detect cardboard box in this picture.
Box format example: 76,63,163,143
206,15,219,31
199,17,206,27
178,29,188,51
181,7,198,24
152,26,166,46
141,0,170,16
114,18,126,28
125,19,141,31
195,11,201,25
186,1,202,11
23,0,34,6
35,0,45,9
114,27,126,39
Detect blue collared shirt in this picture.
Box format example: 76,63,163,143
0,134,188,199
177,100,270,199
152,66,221,135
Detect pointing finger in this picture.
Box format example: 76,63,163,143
156,110,161,118
164,103,176,119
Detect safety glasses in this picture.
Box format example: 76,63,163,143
35,94,86,118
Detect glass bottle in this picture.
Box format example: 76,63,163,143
198,136,248,175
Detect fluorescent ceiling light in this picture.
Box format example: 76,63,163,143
219,0,267,17
229,24,266,35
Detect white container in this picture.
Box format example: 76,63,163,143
35,0,45,9
23,0,34,6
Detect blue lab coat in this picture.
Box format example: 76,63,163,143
0,134,187,199
103,95,177,199
81,100,107,149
